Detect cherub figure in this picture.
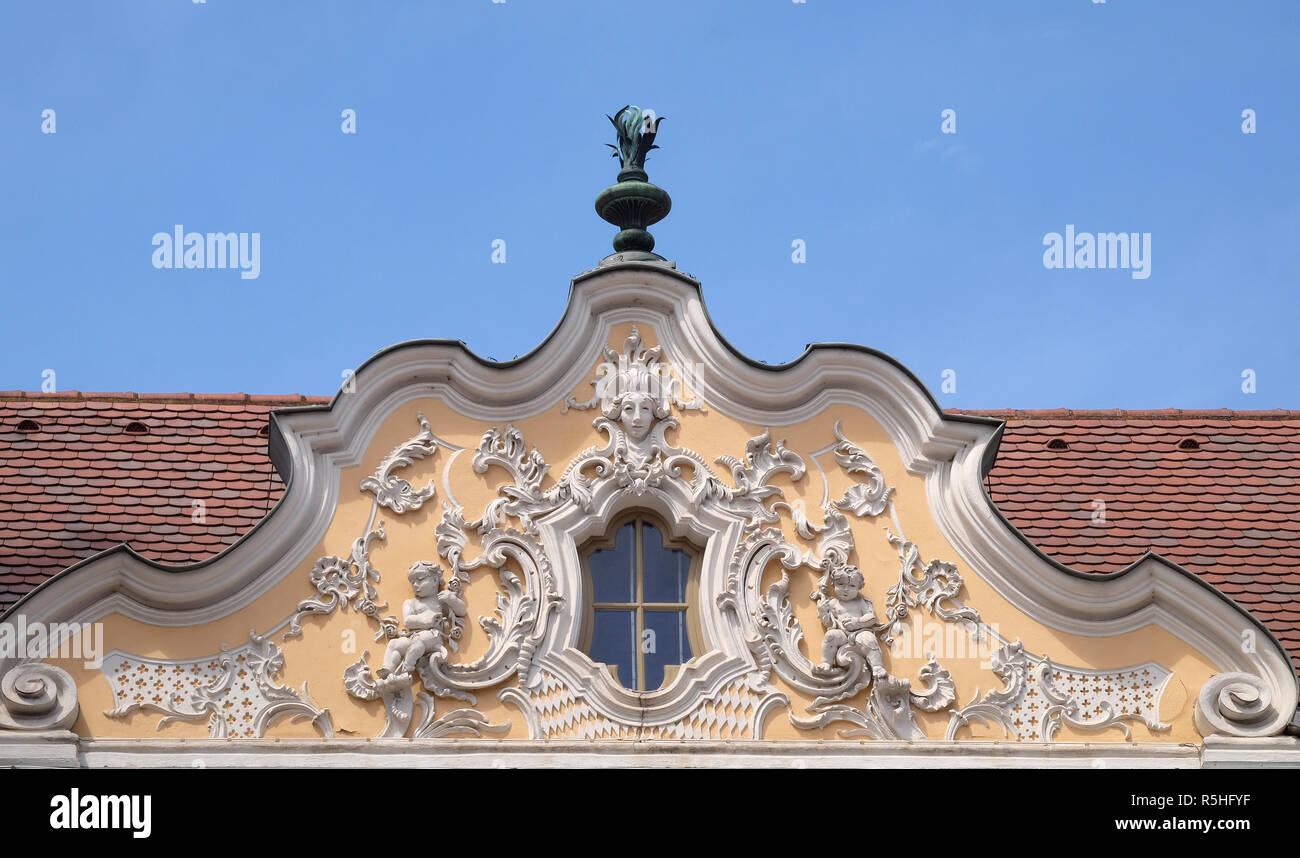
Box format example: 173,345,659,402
813,562,888,681
377,561,467,681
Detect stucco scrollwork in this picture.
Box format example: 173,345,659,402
718,426,959,738
699,431,805,530
280,411,559,738
360,411,445,514
0,662,79,732
285,524,389,640
426,514,560,694
884,530,981,631
473,426,562,533
1194,672,1290,738
297,343,1181,743
338,421,563,737
340,518,552,737
17,269,1295,752
102,631,333,738
946,641,1171,741
790,660,956,740
562,325,705,416
829,422,893,517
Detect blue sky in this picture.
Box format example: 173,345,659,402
2,1,1297,408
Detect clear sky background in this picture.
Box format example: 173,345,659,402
2,1,1296,409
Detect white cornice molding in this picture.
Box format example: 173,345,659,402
12,736,1300,768
3,261,1294,736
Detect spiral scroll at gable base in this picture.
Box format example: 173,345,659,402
1194,672,1289,738
0,663,80,732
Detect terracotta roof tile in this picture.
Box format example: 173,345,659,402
0,392,332,613
952,408,1300,672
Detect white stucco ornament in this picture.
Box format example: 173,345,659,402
278,366,1177,742
1195,672,1292,738
0,662,79,732
6,262,1289,761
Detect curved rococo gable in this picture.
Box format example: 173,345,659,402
2,110,1297,768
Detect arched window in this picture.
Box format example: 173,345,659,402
580,513,700,691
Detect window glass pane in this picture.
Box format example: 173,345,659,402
588,521,635,602
642,522,689,603
590,609,637,690
643,609,692,690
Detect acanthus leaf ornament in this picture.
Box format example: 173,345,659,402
473,425,559,534
912,658,959,711
360,412,441,514
606,106,662,171
704,431,807,530
411,693,510,739
829,421,894,518
562,326,704,417
285,523,388,641
790,661,955,740
884,528,981,631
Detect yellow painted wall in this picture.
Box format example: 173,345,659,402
50,322,1218,742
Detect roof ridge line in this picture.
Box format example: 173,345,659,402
1,396,1293,416
946,408,1300,419
0,391,332,403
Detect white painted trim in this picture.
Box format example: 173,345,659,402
0,736,1221,769
6,735,1296,768
1201,735,1300,768
532,469,754,725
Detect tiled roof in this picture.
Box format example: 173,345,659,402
1,396,1296,673
0,393,328,612
952,409,1300,668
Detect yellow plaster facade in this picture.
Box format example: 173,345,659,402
50,320,1220,744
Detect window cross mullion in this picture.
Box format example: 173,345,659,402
583,513,697,694
635,518,645,691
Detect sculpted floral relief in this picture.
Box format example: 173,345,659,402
96,328,1180,742
285,525,389,640
359,411,444,514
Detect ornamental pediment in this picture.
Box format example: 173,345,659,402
1,261,1292,748
1,107,1293,756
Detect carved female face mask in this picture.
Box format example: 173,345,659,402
619,394,655,442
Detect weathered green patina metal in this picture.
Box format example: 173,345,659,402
596,105,672,261
605,105,661,170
